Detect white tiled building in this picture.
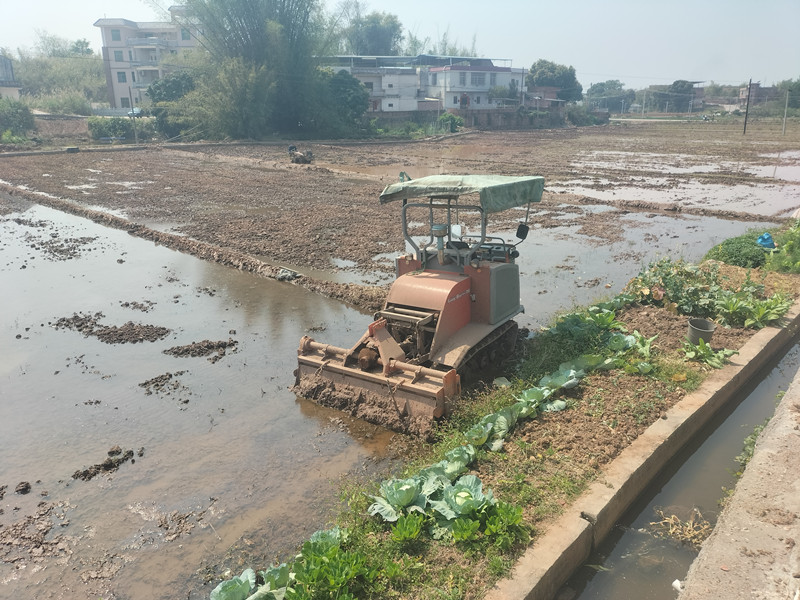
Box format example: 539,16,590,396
423,59,525,110
325,56,527,113
94,5,199,109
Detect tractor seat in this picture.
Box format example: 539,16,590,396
445,240,470,250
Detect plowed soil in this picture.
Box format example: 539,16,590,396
2,122,797,311
2,119,800,599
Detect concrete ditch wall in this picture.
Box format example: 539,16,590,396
486,302,800,600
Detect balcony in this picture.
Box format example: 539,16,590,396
127,37,175,48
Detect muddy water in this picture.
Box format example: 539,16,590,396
0,200,393,599
547,148,800,216
486,210,777,332
567,345,800,600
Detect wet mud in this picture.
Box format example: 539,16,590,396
163,339,238,363
73,446,141,481
294,374,435,441
53,312,172,344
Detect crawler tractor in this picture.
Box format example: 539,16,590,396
294,174,544,434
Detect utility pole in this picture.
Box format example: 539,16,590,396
783,89,789,136
128,87,138,145
743,78,752,135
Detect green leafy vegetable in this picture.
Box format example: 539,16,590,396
210,569,256,600
368,478,426,522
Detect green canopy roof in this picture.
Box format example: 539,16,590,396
379,174,544,214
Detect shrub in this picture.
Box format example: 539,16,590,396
30,91,92,116
0,97,35,137
704,233,767,268
438,112,464,133
566,104,601,127
87,116,132,141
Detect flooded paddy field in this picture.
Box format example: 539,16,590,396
1,120,799,598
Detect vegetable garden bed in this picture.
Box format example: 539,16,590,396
210,250,800,600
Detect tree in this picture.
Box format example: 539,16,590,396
338,2,402,55
585,80,634,113
429,29,477,57
489,81,520,104
526,59,582,102
667,80,695,112
401,30,428,56
147,71,196,103
69,40,94,56
328,69,368,123
13,32,105,107
186,0,320,135
302,68,369,136
359,12,402,55
776,77,800,109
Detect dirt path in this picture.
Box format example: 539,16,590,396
680,373,800,600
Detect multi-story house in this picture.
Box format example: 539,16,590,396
327,56,423,112
324,55,527,113
739,82,778,107
423,58,526,110
94,5,199,109
0,55,21,100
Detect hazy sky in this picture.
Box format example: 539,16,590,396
2,0,798,89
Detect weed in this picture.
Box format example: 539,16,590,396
452,517,481,543
682,338,738,369
649,508,712,550
734,419,770,475
391,512,424,543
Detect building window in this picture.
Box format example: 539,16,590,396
117,72,127,83
388,103,394,107
129,50,133,61
111,29,121,42
114,50,123,62
131,72,136,82
388,83,393,88
121,97,130,108
490,73,497,86
471,72,485,86
431,73,437,85
454,96,458,105
476,96,481,104
459,72,466,86
181,28,191,41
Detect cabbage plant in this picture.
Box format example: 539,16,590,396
429,474,495,521
368,477,426,522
